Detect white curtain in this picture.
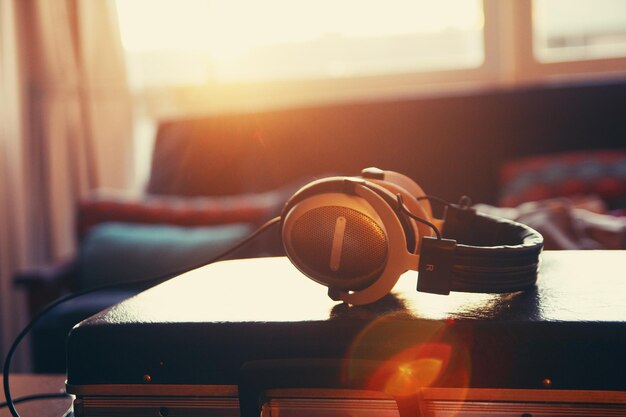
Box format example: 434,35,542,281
0,0,132,368
0,0,30,368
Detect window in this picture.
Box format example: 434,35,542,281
115,0,626,115
533,0,626,63
117,0,484,88
115,0,626,189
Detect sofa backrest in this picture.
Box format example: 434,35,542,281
147,80,626,205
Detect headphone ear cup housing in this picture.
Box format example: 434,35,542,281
281,178,421,305
282,192,389,291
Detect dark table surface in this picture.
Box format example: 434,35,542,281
1,374,70,417
67,251,626,390
75,250,626,323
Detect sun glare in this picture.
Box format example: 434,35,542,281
116,0,212,51
116,0,483,85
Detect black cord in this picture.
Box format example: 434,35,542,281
396,194,442,239
416,195,451,207
2,216,282,417
417,194,473,209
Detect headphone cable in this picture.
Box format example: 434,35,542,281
418,194,473,208
2,216,282,417
416,194,450,207
395,194,442,239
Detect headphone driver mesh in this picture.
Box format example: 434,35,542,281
291,206,388,290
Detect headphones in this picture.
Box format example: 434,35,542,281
281,168,544,305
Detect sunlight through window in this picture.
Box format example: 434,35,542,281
116,0,484,88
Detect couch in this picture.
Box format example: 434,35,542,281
15,79,626,372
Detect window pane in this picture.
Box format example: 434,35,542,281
533,0,626,62
116,0,484,87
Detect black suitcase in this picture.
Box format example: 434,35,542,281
66,251,626,417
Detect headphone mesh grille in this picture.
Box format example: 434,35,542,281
291,206,388,290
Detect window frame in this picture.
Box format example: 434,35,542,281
487,0,626,86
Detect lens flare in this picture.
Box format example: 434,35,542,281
342,312,471,399
367,343,451,396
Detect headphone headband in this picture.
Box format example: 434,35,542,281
417,205,543,295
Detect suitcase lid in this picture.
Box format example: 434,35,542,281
66,251,626,391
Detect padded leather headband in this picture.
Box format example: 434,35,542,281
437,205,544,294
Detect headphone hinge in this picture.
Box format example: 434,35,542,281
417,236,457,295
442,204,477,242
341,178,364,194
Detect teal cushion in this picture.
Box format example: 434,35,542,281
77,222,254,289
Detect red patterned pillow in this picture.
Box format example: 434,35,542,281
499,150,626,208
77,191,286,239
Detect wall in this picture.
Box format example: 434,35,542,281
147,80,626,205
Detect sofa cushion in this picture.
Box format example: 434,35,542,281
499,150,626,209
76,222,254,290
77,190,288,239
